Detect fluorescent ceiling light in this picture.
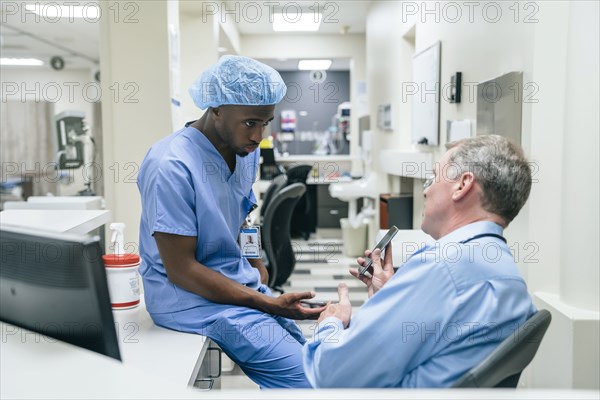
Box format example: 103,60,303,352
25,4,100,19
1,57,44,66
298,59,332,70
273,11,321,32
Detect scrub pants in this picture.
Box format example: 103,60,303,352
151,301,311,388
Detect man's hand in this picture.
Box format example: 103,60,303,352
268,291,328,320
316,283,352,329
350,243,395,298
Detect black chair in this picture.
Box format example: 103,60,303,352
260,174,287,220
285,165,314,240
452,309,552,388
262,183,306,292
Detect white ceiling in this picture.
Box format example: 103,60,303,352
1,3,100,69
0,1,370,70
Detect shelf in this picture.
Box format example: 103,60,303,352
379,149,433,179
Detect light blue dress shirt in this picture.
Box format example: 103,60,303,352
303,221,537,388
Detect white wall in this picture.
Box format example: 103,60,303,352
1,67,96,196
366,0,535,242
558,0,599,314
179,12,218,123
365,0,599,389
530,0,600,390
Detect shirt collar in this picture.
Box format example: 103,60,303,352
437,221,504,246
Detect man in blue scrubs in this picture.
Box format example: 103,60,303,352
303,135,537,387
137,56,325,388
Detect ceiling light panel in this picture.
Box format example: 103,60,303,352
297,59,332,70
25,4,100,20
273,11,322,32
1,57,45,66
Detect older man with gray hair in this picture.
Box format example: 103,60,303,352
303,135,537,388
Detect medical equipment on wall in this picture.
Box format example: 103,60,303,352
54,111,96,195
280,110,297,133
321,102,351,155
337,101,351,140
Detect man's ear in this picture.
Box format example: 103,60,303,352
452,172,476,201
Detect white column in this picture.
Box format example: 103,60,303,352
99,1,178,249
558,0,600,313
529,0,600,390
179,12,218,123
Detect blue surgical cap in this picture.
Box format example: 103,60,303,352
189,55,287,109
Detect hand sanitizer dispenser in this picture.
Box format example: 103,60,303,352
102,223,141,309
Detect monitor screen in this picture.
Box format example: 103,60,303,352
0,227,121,360
260,147,277,166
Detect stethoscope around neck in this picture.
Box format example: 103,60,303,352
460,233,507,244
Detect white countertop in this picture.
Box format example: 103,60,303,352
113,298,209,387
276,154,357,163
0,324,200,399
3,196,105,210
0,209,111,234
2,300,597,398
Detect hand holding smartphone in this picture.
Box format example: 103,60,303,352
359,225,399,276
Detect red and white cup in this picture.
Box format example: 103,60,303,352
102,254,141,309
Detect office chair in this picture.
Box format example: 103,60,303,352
262,183,306,292
452,309,552,388
260,174,288,220
285,165,313,240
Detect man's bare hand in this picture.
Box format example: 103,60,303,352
316,283,352,328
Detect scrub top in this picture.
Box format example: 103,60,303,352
137,122,261,319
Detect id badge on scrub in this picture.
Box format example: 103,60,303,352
239,226,261,259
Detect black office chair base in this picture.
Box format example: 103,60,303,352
271,285,285,294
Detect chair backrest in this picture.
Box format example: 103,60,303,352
286,164,312,185
262,183,306,289
452,309,552,388
260,174,287,218
285,165,313,239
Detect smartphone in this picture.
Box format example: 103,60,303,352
300,299,329,308
359,225,399,276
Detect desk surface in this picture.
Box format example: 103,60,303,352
1,327,202,399
2,304,598,398
0,209,111,234
276,154,357,163
113,298,209,387
1,298,208,399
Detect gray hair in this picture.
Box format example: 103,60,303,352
445,135,532,224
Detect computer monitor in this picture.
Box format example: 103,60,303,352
261,147,277,166
260,148,283,180
0,226,121,360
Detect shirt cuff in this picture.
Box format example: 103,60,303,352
314,316,345,339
